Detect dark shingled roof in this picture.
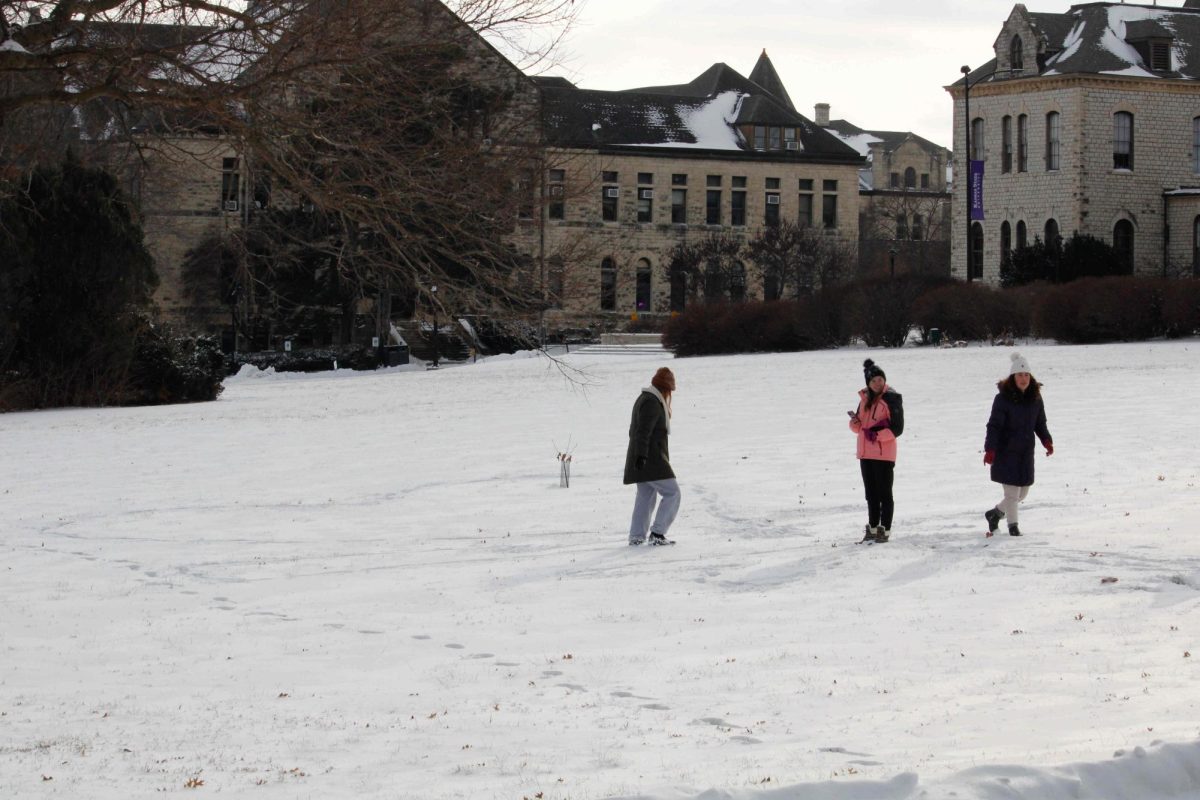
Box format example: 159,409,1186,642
541,60,861,161
964,2,1200,85
825,119,947,155
748,49,795,111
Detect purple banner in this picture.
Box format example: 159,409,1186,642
969,159,985,221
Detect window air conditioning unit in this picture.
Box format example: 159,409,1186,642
785,141,800,151
766,195,781,205
605,187,620,198
549,185,564,196
640,189,654,199
223,200,239,212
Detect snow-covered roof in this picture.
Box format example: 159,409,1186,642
969,2,1200,84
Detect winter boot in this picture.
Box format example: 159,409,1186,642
874,526,890,543
628,537,644,546
648,532,676,546
984,507,1005,535
860,525,877,543
1008,523,1022,537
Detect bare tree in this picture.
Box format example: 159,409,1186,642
742,220,855,298
859,192,951,277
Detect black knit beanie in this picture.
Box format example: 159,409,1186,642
863,358,885,385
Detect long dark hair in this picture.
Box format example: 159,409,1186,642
997,374,1042,402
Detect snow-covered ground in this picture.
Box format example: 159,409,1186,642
3,341,1200,800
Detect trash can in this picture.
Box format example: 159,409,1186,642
928,327,942,346
383,344,409,366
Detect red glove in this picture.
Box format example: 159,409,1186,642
983,450,995,465
1045,443,1054,456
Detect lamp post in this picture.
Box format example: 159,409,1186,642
961,64,973,283
430,284,440,370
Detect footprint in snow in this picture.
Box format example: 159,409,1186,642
542,670,563,677
444,643,465,649
412,634,431,640
556,683,587,692
640,703,670,711
466,653,494,659
730,735,761,744
358,630,384,635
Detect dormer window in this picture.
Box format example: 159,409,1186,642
1010,35,1024,71
1150,40,1171,72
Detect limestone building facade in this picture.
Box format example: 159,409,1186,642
948,1,1200,283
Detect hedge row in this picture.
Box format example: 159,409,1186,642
663,276,1200,356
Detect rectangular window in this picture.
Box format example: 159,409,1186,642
637,188,653,223
823,179,838,192
602,186,619,222
706,190,721,225
822,194,838,229
600,263,617,311
798,178,813,191
890,172,899,188
784,128,798,150
971,118,986,161
1001,115,1013,173
1113,112,1133,170
1193,117,1200,174
221,158,240,209
765,177,780,190
921,173,930,189
671,189,687,224
547,169,565,220
638,172,653,185
754,126,766,150
706,174,722,187
1150,41,1171,71
672,173,688,186
1045,112,1060,171
602,171,618,182
517,170,534,220
769,127,781,150
797,193,813,226
732,176,747,188
731,191,746,226
765,193,780,226
1017,114,1029,172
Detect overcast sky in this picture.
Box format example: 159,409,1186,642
547,0,1087,147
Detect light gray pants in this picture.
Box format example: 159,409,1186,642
997,484,1031,524
629,479,681,542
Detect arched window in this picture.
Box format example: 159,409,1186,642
600,257,617,311
971,117,986,161
904,167,916,189
729,261,747,302
704,259,725,301
1113,220,1134,273
912,214,924,241
970,222,984,280
1045,219,1061,254
895,213,909,240
1016,220,1028,250
1000,221,1012,270
1113,112,1134,170
635,258,652,311
1011,35,1024,70
763,272,781,302
1045,111,1061,170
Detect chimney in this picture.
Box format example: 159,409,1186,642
815,103,830,127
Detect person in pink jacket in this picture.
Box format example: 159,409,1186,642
849,359,905,543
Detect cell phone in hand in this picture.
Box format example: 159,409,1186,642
847,410,856,418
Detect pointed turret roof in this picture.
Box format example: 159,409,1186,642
748,49,795,111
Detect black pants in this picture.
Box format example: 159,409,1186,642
860,459,895,529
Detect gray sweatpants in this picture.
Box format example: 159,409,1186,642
996,484,1031,524
629,479,681,542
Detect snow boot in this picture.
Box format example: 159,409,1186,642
648,532,675,546
874,526,890,543
1008,523,1022,537
860,525,877,543
985,507,1005,536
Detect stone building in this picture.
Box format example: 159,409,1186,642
520,51,865,329
948,0,1200,283
819,104,953,276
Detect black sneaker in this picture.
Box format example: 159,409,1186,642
1008,524,1022,537
985,508,1005,535
648,532,675,546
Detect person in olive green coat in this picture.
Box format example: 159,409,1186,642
624,367,680,546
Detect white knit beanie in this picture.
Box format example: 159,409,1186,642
1009,351,1032,375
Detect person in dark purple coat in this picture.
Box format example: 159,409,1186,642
983,352,1054,537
